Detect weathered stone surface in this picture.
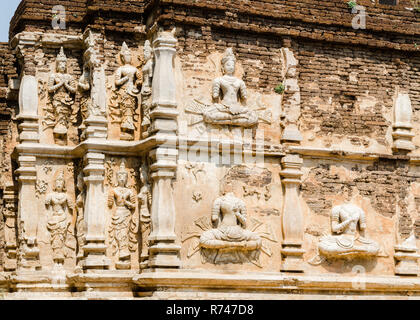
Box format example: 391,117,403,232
0,0,419,299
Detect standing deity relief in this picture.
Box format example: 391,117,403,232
107,160,138,269
44,171,76,267
109,40,153,141
185,48,272,131
43,47,78,145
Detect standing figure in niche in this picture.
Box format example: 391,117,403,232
202,48,258,127
47,47,77,143
45,171,76,266
114,42,142,141
141,40,154,139
137,163,152,268
108,161,137,268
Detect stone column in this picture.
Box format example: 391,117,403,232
82,152,110,271
15,74,41,271
280,154,305,272
394,234,420,276
147,29,180,269
392,93,415,152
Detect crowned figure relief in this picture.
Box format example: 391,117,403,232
45,47,77,144
186,48,259,128
108,160,137,269
112,42,142,141
45,171,76,266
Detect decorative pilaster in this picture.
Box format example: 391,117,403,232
16,155,40,271
82,152,110,271
147,29,180,269
392,93,415,152
394,234,420,276
280,154,305,272
16,73,41,271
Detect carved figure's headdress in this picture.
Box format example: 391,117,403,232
57,170,65,182
56,47,67,63
143,40,152,58
221,48,236,65
139,162,149,182
54,170,66,191
120,42,131,57
118,160,128,176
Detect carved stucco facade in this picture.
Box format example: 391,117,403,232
0,0,419,299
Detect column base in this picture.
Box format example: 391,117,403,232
148,243,181,269
281,246,305,273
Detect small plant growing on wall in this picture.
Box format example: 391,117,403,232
347,1,357,9
410,0,420,12
274,84,285,94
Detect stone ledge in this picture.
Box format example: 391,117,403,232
134,270,420,295
289,146,420,164
0,271,420,298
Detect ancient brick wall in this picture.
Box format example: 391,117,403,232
156,0,420,50
301,157,420,238
0,0,419,297
297,40,420,147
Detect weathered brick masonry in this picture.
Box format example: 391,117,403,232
0,0,419,296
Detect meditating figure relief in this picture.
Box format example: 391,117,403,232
203,48,258,127
318,203,380,258
186,48,259,128
199,183,262,264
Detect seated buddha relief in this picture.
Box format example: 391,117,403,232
186,48,259,128
317,203,380,259
199,182,262,264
